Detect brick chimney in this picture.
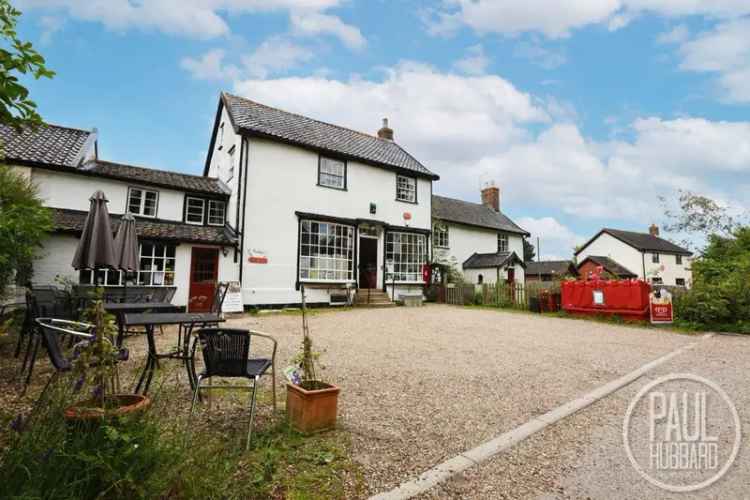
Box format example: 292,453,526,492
649,223,660,237
377,118,393,141
481,182,500,212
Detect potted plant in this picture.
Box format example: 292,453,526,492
285,285,340,433
64,292,150,423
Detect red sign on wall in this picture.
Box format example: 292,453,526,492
248,256,268,264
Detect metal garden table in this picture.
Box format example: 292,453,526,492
123,312,224,395
104,302,179,347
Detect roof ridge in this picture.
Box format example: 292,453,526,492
224,91,396,145
91,159,220,182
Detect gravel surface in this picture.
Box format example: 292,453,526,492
421,332,749,500
223,305,697,497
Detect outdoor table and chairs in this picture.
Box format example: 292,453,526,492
123,311,226,395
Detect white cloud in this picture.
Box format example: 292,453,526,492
290,11,365,49
453,45,490,75
677,18,750,102
18,0,363,48
516,216,585,260
180,49,240,81
513,41,566,69
425,0,750,39
656,24,689,44
243,37,315,78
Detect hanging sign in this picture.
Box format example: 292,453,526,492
650,288,673,324
222,281,244,313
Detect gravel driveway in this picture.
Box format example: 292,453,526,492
221,304,699,497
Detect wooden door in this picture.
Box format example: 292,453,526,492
189,247,219,312
507,267,515,284
358,238,378,288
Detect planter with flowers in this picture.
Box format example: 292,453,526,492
285,285,340,433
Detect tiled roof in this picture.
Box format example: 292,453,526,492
577,228,692,256
526,260,576,276
578,255,638,279
222,92,438,179
463,251,525,270
51,208,236,246
0,122,92,167
432,195,529,235
81,160,229,196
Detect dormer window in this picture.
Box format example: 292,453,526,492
185,197,205,225
208,200,226,226
127,187,158,217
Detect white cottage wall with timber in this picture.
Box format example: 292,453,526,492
239,137,431,305
32,169,187,221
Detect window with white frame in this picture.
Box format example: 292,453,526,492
676,254,683,265
79,268,124,286
318,156,346,189
207,200,226,226
299,220,354,281
497,233,508,252
652,252,660,264
185,197,205,225
386,232,427,282
396,175,416,203
137,242,176,286
433,223,449,248
127,187,158,217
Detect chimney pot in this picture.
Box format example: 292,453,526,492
377,117,394,141
649,224,660,237
481,183,500,212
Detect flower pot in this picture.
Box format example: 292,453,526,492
64,394,151,423
286,382,340,433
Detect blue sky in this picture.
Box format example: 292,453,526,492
15,1,750,258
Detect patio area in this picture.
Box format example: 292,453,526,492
3,303,703,498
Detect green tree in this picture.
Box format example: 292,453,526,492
0,166,52,296
0,0,55,129
522,238,536,262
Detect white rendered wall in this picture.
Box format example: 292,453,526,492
32,235,80,286
32,169,187,221
463,265,525,285
240,137,432,305
206,105,242,229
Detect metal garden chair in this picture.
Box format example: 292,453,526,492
188,328,277,450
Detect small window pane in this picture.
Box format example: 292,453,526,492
319,157,345,189
208,200,226,226
128,187,158,217
396,175,416,203
186,198,205,224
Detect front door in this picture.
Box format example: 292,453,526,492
358,238,378,288
189,247,219,312
507,267,515,284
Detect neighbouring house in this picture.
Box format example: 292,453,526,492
3,123,238,310
525,260,577,282
575,225,692,287
431,184,528,285
204,92,439,306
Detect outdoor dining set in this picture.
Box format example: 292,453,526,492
8,190,277,447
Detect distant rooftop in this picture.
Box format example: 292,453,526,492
577,228,692,256
0,122,93,167
432,195,529,235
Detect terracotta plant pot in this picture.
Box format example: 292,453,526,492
64,394,151,423
286,382,340,433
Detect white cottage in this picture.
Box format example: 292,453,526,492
2,123,238,310
575,226,693,287
204,93,440,306
431,185,528,285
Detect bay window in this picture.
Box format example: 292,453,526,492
386,232,427,282
299,220,354,282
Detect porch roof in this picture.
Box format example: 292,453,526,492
463,251,526,270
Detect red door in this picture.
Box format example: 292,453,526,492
189,248,219,312
507,267,515,284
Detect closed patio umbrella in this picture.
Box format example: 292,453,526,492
113,213,139,300
72,190,117,273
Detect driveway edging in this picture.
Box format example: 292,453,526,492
368,334,712,500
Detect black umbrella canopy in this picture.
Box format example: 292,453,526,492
71,190,117,271
113,213,139,273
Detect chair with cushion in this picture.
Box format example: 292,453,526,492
189,328,277,450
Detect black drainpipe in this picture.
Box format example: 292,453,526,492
239,136,250,285
641,251,646,280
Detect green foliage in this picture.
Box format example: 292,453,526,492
522,238,536,262
674,227,750,333
0,165,52,297
0,0,54,130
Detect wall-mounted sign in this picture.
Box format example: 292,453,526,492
222,281,244,313
650,289,673,324
248,248,268,264
403,212,412,221
593,289,605,305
